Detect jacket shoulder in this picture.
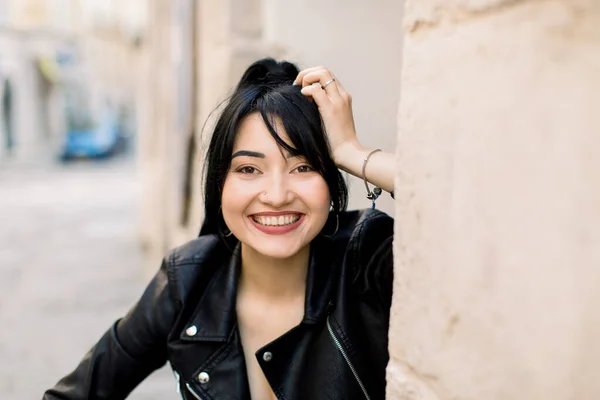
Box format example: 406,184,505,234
337,209,394,244
338,209,394,307
167,234,223,265
163,234,230,306
334,209,394,275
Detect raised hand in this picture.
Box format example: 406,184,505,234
293,66,359,166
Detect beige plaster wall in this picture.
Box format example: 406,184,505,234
261,0,404,216
388,0,600,399
137,0,176,266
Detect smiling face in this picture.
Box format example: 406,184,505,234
221,113,331,259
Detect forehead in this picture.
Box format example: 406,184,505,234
233,113,292,151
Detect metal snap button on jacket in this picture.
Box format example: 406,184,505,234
186,325,198,336
263,351,273,362
198,371,210,384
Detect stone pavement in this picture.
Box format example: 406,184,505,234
0,157,178,399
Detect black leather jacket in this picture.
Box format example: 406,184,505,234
44,209,394,400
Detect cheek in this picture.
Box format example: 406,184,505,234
222,174,255,199
298,176,331,213
220,176,250,223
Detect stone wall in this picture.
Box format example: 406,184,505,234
387,0,600,398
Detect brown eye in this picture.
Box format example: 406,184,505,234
236,166,259,174
295,165,314,173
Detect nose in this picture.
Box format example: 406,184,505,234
260,174,293,207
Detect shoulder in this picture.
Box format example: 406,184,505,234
163,234,232,305
336,209,394,306
167,234,224,265
337,209,394,251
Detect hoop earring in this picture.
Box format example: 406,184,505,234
322,213,339,238
218,206,233,237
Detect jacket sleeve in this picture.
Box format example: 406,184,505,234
43,258,178,400
353,211,395,310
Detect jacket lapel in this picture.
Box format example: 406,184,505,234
179,243,241,343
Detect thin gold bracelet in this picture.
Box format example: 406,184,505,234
362,149,382,209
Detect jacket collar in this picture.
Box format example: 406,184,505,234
180,236,338,342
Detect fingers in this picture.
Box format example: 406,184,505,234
295,69,343,107
300,82,332,107
336,82,352,105
294,66,337,91
294,66,353,112
293,66,325,86
294,66,357,156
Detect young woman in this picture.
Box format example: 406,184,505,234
44,58,396,400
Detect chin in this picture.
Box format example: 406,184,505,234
245,239,307,260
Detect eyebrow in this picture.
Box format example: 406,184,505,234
231,150,299,159
231,150,264,159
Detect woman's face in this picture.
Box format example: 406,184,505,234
221,113,331,259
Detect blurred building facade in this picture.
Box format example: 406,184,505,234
0,0,147,162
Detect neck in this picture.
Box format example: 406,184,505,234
239,244,310,300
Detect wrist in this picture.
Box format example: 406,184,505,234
332,139,367,171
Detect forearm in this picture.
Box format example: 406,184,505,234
334,140,395,194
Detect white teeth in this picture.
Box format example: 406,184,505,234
253,214,300,227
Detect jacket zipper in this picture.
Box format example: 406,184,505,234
185,382,204,400
327,316,371,400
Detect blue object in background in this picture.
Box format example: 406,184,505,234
61,107,127,160
58,79,133,161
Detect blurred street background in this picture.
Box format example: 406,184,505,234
0,156,174,398
0,1,177,398
0,0,403,398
